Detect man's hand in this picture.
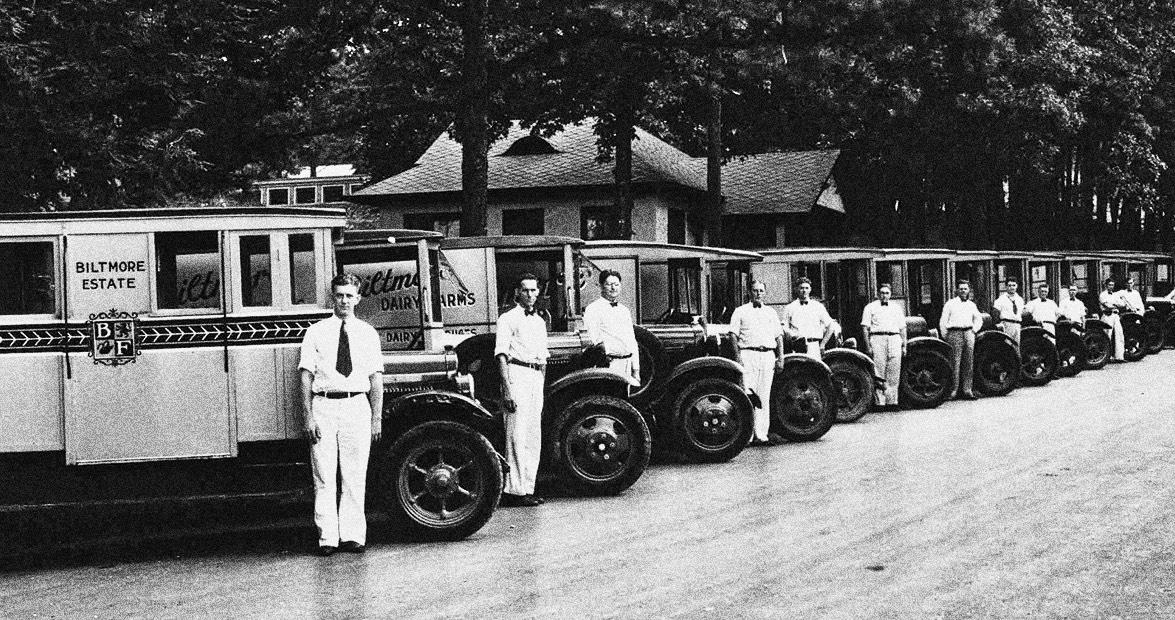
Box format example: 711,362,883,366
501,385,517,413
371,417,382,443
304,421,321,445
775,356,785,371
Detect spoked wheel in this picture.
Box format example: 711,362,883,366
549,395,651,496
1054,329,1086,378
770,363,837,442
378,421,502,542
1123,317,1147,362
974,339,1018,397
1019,334,1058,387
1083,328,1111,370
1144,312,1165,355
899,349,953,410
671,378,754,463
827,358,874,423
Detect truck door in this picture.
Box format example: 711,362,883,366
63,231,233,465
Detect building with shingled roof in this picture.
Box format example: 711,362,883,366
349,120,845,249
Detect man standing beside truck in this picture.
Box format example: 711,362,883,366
861,283,907,411
583,269,641,388
496,273,550,507
782,277,832,359
940,280,983,400
300,273,384,556
729,280,785,446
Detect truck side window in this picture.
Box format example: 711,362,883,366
239,235,272,307
289,234,317,305
156,231,221,310
0,241,55,315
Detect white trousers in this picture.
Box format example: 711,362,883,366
607,356,635,387
1041,322,1056,336
802,340,821,360
741,350,776,442
869,334,902,406
1103,313,1126,360
505,366,544,496
310,395,372,547
1000,321,1021,345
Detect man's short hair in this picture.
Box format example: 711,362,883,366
796,277,812,286
1039,283,1049,289
1104,277,1115,287
518,272,539,288
1005,277,1018,285
956,279,970,287
749,279,765,289
878,283,892,293
599,269,622,286
331,273,362,292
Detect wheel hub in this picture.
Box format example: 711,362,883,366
584,429,619,463
424,464,460,498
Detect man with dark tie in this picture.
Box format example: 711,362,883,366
781,277,832,359
728,280,784,445
495,273,550,507
993,278,1025,345
582,269,640,388
861,283,907,410
299,273,383,556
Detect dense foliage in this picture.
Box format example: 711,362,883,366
3,0,1175,250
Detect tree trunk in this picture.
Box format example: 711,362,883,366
706,60,723,247
612,102,635,240
458,0,489,237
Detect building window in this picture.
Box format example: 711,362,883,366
239,235,272,307
404,212,461,237
268,188,289,206
669,209,686,245
502,208,544,235
322,185,345,203
156,231,221,310
581,206,625,241
289,234,318,305
0,241,55,315
295,187,317,204
350,184,363,195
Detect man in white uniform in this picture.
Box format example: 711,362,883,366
496,273,549,507
728,280,784,446
300,273,384,556
1024,284,1060,335
1058,285,1087,327
1122,277,1145,314
861,283,907,411
939,280,983,400
993,278,1025,345
782,277,832,359
1100,278,1127,361
582,269,640,388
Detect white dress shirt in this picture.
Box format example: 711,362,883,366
782,298,832,340
1058,298,1087,323
993,293,1025,323
1100,290,1127,314
1121,289,1145,313
299,315,383,393
582,297,640,372
1024,298,1060,324
495,305,550,364
939,297,983,333
860,300,906,335
729,302,783,349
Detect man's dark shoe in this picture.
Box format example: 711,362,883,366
500,493,524,507
339,541,365,554
767,434,785,446
317,545,337,557
962,393,978,400
528,494,545,505
748,439,768,447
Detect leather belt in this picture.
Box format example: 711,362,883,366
740,346,773,352
946,327,971,331
1000,319,1021,324
508,359,545,371
1042,320,1056,325
805,338,822,342
606,353,633,359
870,332,899,336
314,391,364,399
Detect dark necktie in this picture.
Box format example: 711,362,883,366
525,307,537,316
881,301,888,306
610,301,618,307
336,320,352,377
1012,298,1018,315
800,300,808,305
752,302,762,308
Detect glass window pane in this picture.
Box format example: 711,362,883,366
289,234,317,305
156,231,221,310
295,187,317,204
322,185,345,203
268,188,289,205
0,241,55,315
239,235,272,307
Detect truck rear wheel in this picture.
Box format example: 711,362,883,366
670,378,754,463
1019,334,1058,387
1054,330,1086,378
1144,312,1165,355
549,395,651,496
377,421,502,542
1123,319,1147,362
899,349,952,409
827,358,873,423
1083,329,1111,369
770,364,836,442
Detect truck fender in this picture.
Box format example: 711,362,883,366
545,368,656,435
779,353,833,379
823,347,882,388
906,335,953,360
384,390,500,438
976,329,1017,352
1085,317,1111,332
663,355,744,387
1020,325,1055,343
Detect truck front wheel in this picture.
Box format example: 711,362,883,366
670,378,754,463
377,421,502,542
549,395,651,496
